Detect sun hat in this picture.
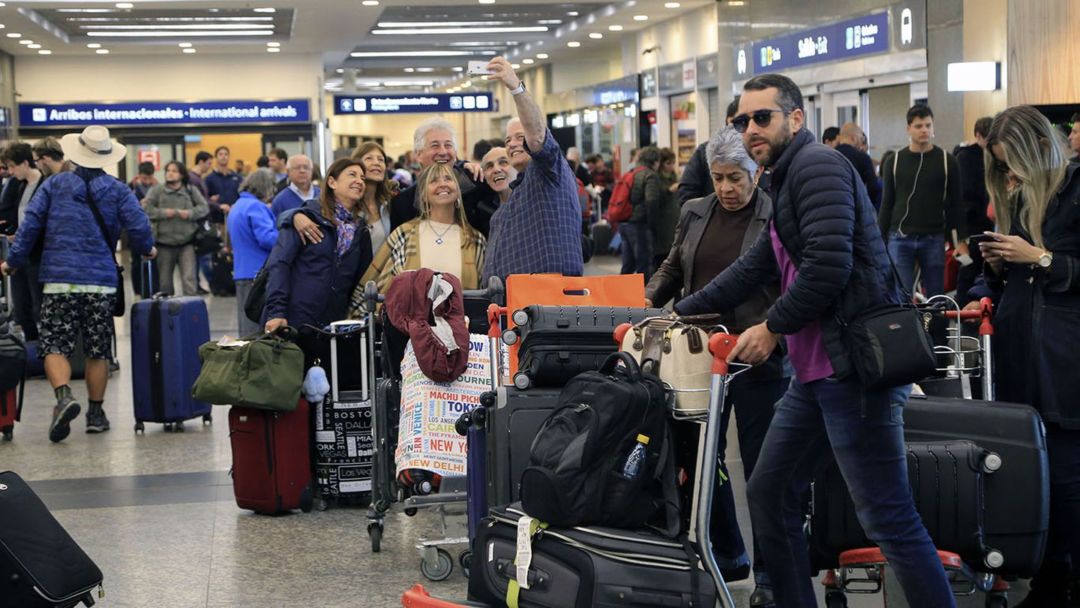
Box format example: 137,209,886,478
59,125,127,169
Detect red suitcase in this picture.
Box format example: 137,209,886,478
0,384,20,441
228,401,315,514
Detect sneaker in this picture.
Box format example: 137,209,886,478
49,398,82,443
85,408,111,434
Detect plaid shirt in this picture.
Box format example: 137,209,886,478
481,131,584,282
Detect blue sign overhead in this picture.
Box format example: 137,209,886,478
18,99,311,127
334,93,494,115
749,11,890,74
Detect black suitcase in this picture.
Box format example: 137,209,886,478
509,305,664,389
210,249,235,297
903,395,1049,578
486,386,561,507
809,440,993,571
469,504,716,608
0,471,103,607
591,221,614,255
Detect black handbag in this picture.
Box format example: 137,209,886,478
841,303,938,390
243,266,268,324
192,219,221,256
83,177,125,317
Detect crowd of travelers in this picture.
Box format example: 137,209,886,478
0,57,1078,607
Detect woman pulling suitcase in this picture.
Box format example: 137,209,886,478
968,105,1080,606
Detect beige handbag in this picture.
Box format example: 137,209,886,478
620,316,719,416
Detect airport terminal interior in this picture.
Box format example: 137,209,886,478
0,0,1077,606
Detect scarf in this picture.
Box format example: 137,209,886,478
333,202,359,259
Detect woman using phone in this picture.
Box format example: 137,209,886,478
973,105,1080,605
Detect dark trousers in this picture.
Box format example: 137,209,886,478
1041,424,1080,570
747,377,955,607
619,222,653,280
10,258,42,341
955,240,984,307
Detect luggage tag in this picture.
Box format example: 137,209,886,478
515,516,543,590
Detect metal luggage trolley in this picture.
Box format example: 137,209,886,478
818,295,1011,608
362,277,505,582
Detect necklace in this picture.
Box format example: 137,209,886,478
427,220,454,245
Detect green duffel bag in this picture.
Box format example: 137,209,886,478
191,331,304,411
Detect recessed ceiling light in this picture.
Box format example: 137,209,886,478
372,26,547,35
361,0,379,5
538,19,561,25
665,1,682,7
27,44,40,49
6,33,20,39
634,15,649,22
266,47,280,53
116,2,133,8
404,67,415,72
18,40,32,45
452,66,464,72
379,21,512,28
38,50,52,55
182,48,196,54
266,41,280,47
727,0,746,5
567,41,581,48
567,11,579,17
351,50,471,58
511,63,520,69
609,25,624,31
479,0,496,4
463,80,472,87
88,30,274,37
522,58,534,64
253,7,276,12
536,53,548,59
96,49,109,54
335,68,344,73
589,32,603,39
415,67,435,72
178,42,192,48
87,43,102,48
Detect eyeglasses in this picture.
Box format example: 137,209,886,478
731,109,786,133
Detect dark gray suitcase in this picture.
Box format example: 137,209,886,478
469,505,716,608
0,471,103,607
486,386,561,507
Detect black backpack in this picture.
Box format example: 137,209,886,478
0,319,26,392
520,352,679,534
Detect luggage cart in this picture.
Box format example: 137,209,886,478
363,277,504,578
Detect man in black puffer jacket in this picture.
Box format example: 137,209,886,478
676,74,955,608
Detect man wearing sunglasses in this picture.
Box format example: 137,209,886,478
675,73,955,607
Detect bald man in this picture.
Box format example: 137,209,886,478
270,155,319,218
835,123,881,210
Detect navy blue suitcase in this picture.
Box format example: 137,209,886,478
130,295,212,432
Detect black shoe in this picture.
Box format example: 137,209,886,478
749,586,775,608
85,408,111,434
1016,560,1071,608
49,398,82,443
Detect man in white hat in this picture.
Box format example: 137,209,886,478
1,125,156,442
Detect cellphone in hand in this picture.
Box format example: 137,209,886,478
466,60,493,76
968,233,998,247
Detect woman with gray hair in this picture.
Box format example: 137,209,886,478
226,168,280,335
645,125,786,608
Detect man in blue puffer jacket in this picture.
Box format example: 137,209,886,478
675,75,955,607
1,126,156,443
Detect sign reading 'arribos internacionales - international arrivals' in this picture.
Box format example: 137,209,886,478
18,99,312,127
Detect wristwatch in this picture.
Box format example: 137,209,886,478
1037,250,1053,269
509,81,527,97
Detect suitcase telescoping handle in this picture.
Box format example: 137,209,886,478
328,320,367,403
695,332,743,608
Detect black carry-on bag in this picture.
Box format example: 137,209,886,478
0,471,103,607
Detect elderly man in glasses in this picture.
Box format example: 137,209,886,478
676,73,956,607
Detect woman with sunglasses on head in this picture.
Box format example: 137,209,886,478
971,105,1080,606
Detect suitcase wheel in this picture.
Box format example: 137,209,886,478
825,591,847,608
511,309,530,326
314,497,329,512
501,328,519,346
458,550,471,578
164,421,185,433
419,547,453,582
405,507,418,517
134,421,145,434
203,413,213,425
513,372,531,390
1,427,11,442
368,522,383,553
300,486,314,514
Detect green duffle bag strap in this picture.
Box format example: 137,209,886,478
506,516,549,608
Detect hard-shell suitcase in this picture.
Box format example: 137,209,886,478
591,221,614,255
468,504,717,608
903,395,1049,577
809,440,994,570
507,305,663,390
0,471,103,607
485,386,562,507
228,401,315,514
130,295,212,432
0,383,22,442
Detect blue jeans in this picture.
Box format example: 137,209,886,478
887,232,946,297
746,377,954,607
197,253,213,291
619,222,652,280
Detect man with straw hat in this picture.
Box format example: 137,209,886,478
1,125,156,442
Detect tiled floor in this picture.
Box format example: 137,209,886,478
0,254,1027,607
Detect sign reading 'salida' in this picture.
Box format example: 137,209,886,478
19,99,311,127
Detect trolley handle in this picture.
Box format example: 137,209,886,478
942,297,994,336
708,333,739,375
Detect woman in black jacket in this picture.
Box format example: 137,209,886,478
263,158,373,363
974,105,1080,606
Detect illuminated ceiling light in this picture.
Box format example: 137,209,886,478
87,42,102,48
6,33,21,38
378,21,512,28
415,67,435,72
351,50,471,58
335,68,344,73
589,32,603,39
82,24,270,30
37,50,52,55
372,26,547,35
522,58,534,64
253,7,276,12
479,0,496,4
116,2,134,8
96,49,110,54
178,42,192,47
567,41,581,48
538,19,561,25
452,66,464,72
404,67,415,72
665,2,682,7
609,25,624,31
18,40,33,45
27,44,40,49
182,48,197,54
266,47,280,53
567,11,579,17
266,41,280,47
633,15,649,22
361,0,380,5
87,30,274,37
463,80,472,87
727,0,746,5
511,63,521,69
536,53,548,59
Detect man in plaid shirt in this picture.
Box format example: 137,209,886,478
481,57,584,283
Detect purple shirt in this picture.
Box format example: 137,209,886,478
769,222,834,383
